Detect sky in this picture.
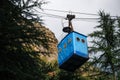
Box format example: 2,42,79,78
40,0,120,42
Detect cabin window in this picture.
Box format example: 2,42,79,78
58,48,62,53
68,38,72,43
64,43,67,48
76,37,80,42
81,39,85,43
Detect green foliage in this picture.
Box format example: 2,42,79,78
57,70,88,80
89,11,120,80
2,0,120,80
0,0,51,80
44,61,89,80
0,0,89,80
116,17,120,48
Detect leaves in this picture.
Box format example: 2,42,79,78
89,11,120,79
0,0,51,80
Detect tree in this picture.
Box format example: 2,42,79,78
0,0,51,80
89,11,120,80
116,17,120,49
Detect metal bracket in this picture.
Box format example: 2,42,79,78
63,14,75,33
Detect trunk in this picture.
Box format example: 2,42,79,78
111,64,116,80
112,70,116,80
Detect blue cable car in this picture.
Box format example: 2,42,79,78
57,31,89,71
57,14,89,71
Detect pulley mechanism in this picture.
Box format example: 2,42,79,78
62,14,75,33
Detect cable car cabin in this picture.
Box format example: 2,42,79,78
57,31,89,72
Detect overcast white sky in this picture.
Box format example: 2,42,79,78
41,0,120,42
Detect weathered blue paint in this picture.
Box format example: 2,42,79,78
57,31,89,71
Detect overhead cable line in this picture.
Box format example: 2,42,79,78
75,18,100,20
34,9,65,19
43,8,120,18
43,8,99,16
34,9,99,20
74,18,99,23
34,9,119,21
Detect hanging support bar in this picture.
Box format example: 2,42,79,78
63,14,75,33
